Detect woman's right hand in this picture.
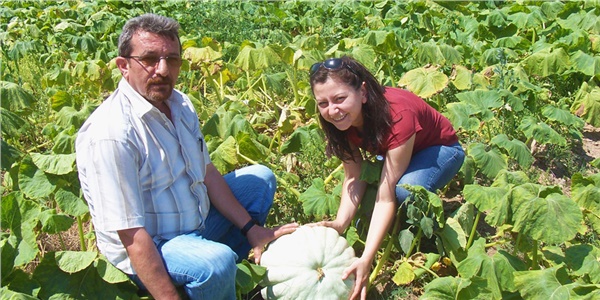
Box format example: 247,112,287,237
309,219,346,235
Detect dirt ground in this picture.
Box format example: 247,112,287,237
582,123,600,165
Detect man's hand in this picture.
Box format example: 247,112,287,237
246,223,298,264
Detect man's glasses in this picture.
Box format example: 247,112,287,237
124,55,183,68
309,58,359,77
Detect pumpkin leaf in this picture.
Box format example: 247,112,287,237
511,184,583,244
398,65,449,99
392,261,415,285
467,143,507,179
457,239,527,298
94,258,129,284
236,260,266,295
299,178,339,217
0,81,35,112
56,251,97,274
210,136,239,174
30,153,76,175
490,134,534,168
514,265,572,300
420,276,492,300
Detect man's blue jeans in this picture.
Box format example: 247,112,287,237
395,142,465,203
131,164,276,300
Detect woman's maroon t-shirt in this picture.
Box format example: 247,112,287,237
347,87,458,155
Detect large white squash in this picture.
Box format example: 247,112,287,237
259,226,358,300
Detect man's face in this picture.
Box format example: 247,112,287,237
116,31,181,105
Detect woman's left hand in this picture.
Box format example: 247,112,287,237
343,256,371,300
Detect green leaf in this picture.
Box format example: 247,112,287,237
491,170,531,188
30,153,76,175
398,229,415,255
56,251,97,274
445,102,480,132
571,84,600,127
54,103,97,130
1,234,17,281
0,287,38,300
564,245,600,284
463,185,509,212
18,155,57,199
514,265,571,300
236,131,268,161
50,90,72,112
1,107,28,140
457,239,527,298
467,143,507,179
184,46,223,65
518,117,566,146
359,159,383,185
541,105,584,128
398,66,449,99
455,90,504,121
39,210,74,234
54,189,89,217
0,81,35,112
421,276,491,300
1,267,40,298
392,261,415,285
299,178,339,217
571,173,600,235
439,216,467,254
236,260,266,295
420,217,435,239
522,47,570,77
234,44,281,71
571,50,600,77
280,124,323,154
94,257,129,284
490,134,534,168
511,184,583,244
210,136,239,174
32,252,138,300
450,65,472,91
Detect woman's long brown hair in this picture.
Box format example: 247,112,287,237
310,56,392,162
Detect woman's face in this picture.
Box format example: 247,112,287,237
313,77,367,131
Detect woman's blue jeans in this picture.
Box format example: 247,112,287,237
395,142,465,204
131,164,276,300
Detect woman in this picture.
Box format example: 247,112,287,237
309,56,464,300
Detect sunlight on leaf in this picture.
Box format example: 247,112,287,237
399,66,449,99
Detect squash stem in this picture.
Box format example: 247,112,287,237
531,239,539,270
324,163,344,186
77,216,86,251
368,208,403,289
406,228,422,258
466,210,481,250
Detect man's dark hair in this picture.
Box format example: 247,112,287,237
118,13,181,57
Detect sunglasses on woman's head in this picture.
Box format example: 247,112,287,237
309,58,359,77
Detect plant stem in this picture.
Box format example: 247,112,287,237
531,239,538,270
58,232,67,250
466,210,481,250
415,264,440,278
368,208,403,289
77,216,86,251
406,228,423,258
324,163,344,186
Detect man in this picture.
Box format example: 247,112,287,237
76,14,297,300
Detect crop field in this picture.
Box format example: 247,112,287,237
2,0,600,299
